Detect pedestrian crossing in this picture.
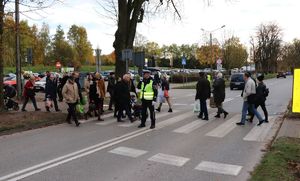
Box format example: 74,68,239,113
108,146,243,176
206,114,240,138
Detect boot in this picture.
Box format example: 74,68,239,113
168,108,173,113
156,107,161,112
215,114,221,118
224,112,228,119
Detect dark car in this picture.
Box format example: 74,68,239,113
277,72,286,78
230,73,245,90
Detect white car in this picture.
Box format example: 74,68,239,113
34,77,47,92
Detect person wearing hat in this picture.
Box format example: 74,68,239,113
247,74,269,125
45,73,60,112
62,74,80,127
195,72,211,120
137,70,158,129
21,75,41,112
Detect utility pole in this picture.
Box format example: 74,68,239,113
15,0,22,99
95,48,101,73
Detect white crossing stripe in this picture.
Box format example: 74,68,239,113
173,113,216,134
173,120,207,134
243,117,274,142
118,111,179,127
148,153,190,167
206,114,240,138
156,111,194,129
109,147,148,158
224,98,234,103
195,161,242,176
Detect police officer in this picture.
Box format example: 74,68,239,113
137,70,158,129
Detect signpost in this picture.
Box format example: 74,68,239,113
95,48,101,73
122,49,133,73
292,69,300,113
182,56,187,85
216,58,222,71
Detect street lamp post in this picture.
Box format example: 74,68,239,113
201,25,226,72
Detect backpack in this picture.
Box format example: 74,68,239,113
264,87,269,97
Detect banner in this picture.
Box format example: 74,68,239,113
292,69,300,113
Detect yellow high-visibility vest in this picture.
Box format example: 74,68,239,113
139,80,154,100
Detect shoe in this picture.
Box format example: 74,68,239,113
113,114,117,118
35,108,41,111
76,122,81,127
215,114,221,118
257,121,264,126
197,114,203,119
202,117,209,121
156,108,161,112
150,125,155,129
224,112,228,119
264,120,269,123
246,119,253,123
98,118,104,122
138,124,145,128
236,122,245,126
21,109,27,112
168,108,173,113
117,119,125,122
46,107,50,112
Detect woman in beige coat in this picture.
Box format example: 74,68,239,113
62,76,80,127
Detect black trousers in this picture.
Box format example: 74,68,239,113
249,102,268,122
118,103,132,120
108,91,114,109
46,97,59,111
199,99,208,118
141,100,155,126
22,96,38,110
66,103,79,124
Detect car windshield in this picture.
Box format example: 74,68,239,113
231,74,244,82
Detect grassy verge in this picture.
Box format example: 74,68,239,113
0,111,67,136
285,100,300,119
250,137,300,181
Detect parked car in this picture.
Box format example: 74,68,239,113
230,73,245,90
277,72,286,78
34,76,47,92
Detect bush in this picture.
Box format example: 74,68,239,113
169,73,199,83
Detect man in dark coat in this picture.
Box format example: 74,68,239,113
45,74,60,112
195,72,211,120
213,72,228,118
107,72,116,111
114,74,136,122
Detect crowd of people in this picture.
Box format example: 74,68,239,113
20,70,173,129
20,69,268,129
195,71,269,126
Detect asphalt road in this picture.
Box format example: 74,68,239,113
0,76,293,181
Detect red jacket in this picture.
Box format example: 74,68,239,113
23,80,34,97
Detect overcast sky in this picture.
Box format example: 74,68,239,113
22,0,300,54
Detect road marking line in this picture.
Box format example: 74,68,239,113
195,161,242,176
148,153,190,167
173,120,207,134
118,111,179,127
0,111,194,181
243,117,274,142
109,147,148,158
224,98,234,103
206,114,240,138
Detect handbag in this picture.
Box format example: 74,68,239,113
164,90,169,97
193,99,200,112
209,97,217,108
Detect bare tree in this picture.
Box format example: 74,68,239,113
253,23,282,73
98,0,182,77
0,0,61,111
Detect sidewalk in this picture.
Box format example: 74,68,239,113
277,118,300,138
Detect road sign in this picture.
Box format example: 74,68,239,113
216,58,222,64
122,49,133,61
292,69,300,113
217,64,222,71
182,57,186,65
133,52,145,67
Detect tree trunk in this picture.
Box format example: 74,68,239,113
114,0,144,78
0,0,4,111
